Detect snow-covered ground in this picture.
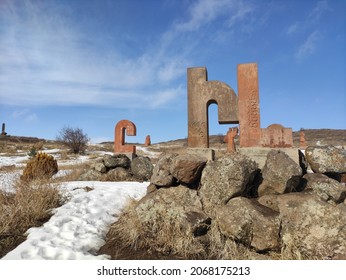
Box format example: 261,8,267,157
0,149,149,260
1,181,148,260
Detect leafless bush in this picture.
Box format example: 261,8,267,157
56,126,89,154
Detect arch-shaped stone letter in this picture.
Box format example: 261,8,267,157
114,120,137,154
187,67,238,148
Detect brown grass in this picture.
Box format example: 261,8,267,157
0,179,65,258
104,199,311,260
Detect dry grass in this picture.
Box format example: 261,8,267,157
0,179,65,258
107,199,208,259
105,199,312,260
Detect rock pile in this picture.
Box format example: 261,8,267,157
79,154,153,181
111,145,346,259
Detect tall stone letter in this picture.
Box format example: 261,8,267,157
238,63,261,147
114,120,136,154
187,67,238,148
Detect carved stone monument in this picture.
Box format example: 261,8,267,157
237,63,261,147
225,127,238,153
237,63,293,148
187,63,293,151
187,67,238,148
114,120,136,155
299,130,307,148
1,123,7,137
144,135,151,146
261,124,293,148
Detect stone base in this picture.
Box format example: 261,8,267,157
187,148,215,161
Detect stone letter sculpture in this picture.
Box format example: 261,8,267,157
114,120,136,154
226,127,238,153
187,67,238,148
144,135,151,146
237,63,261,147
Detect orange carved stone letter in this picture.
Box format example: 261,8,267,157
114,120,136,154
144,135,151,146
226,127,238,153
187,67,238,148
238,63,261,148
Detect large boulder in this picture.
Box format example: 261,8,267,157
150,153,178,187
170,154,207,185
135,185,210,237
106,167,132,181
78,169,102,181
199,154,258,216
276,192,346,259
215,197,280,251
305,145,346,176
130,156,153,181
103,154,131,169
302,173,346,204
258,150,302,196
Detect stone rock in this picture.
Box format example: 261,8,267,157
131,156,153,181
258,150,302,196
135,185,210,237
78,169,102,181
150,153,178,187
146,183,158,194
103,154,131,169
106,167,131,181
93,162,107,173
277,192,346,259
305,145,346,174
170,154,207,185
302,173,346,204
199,153,258,216
257,194,280,212
215,197,280,251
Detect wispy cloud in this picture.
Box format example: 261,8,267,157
286,0,331,36
0,0,255,109
11,109,38,123
307,0,332,23
296,30,321,61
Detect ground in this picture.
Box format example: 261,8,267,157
0,129,345,260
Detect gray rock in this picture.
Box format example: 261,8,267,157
150,153,178,187
215,197,280,251
170,154,207,185
258,150,302,196
199,153,258,216
103,154,131,169
135,185,210,237
106,167,131,181
131,156,153,181
78,169,102,181
302,173,346,204
93,162,107,173
277,192,346,259
305,145,346,174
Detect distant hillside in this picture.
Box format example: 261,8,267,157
2,129,345,147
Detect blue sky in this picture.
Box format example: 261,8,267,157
1,0,345,144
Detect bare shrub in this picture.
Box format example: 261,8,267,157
56,126,89,154
0,180,64,258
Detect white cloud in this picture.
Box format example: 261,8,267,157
308,0,332,22
286,22,300,35
296,30,321,60
11,109,38,123
0,1,186,109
